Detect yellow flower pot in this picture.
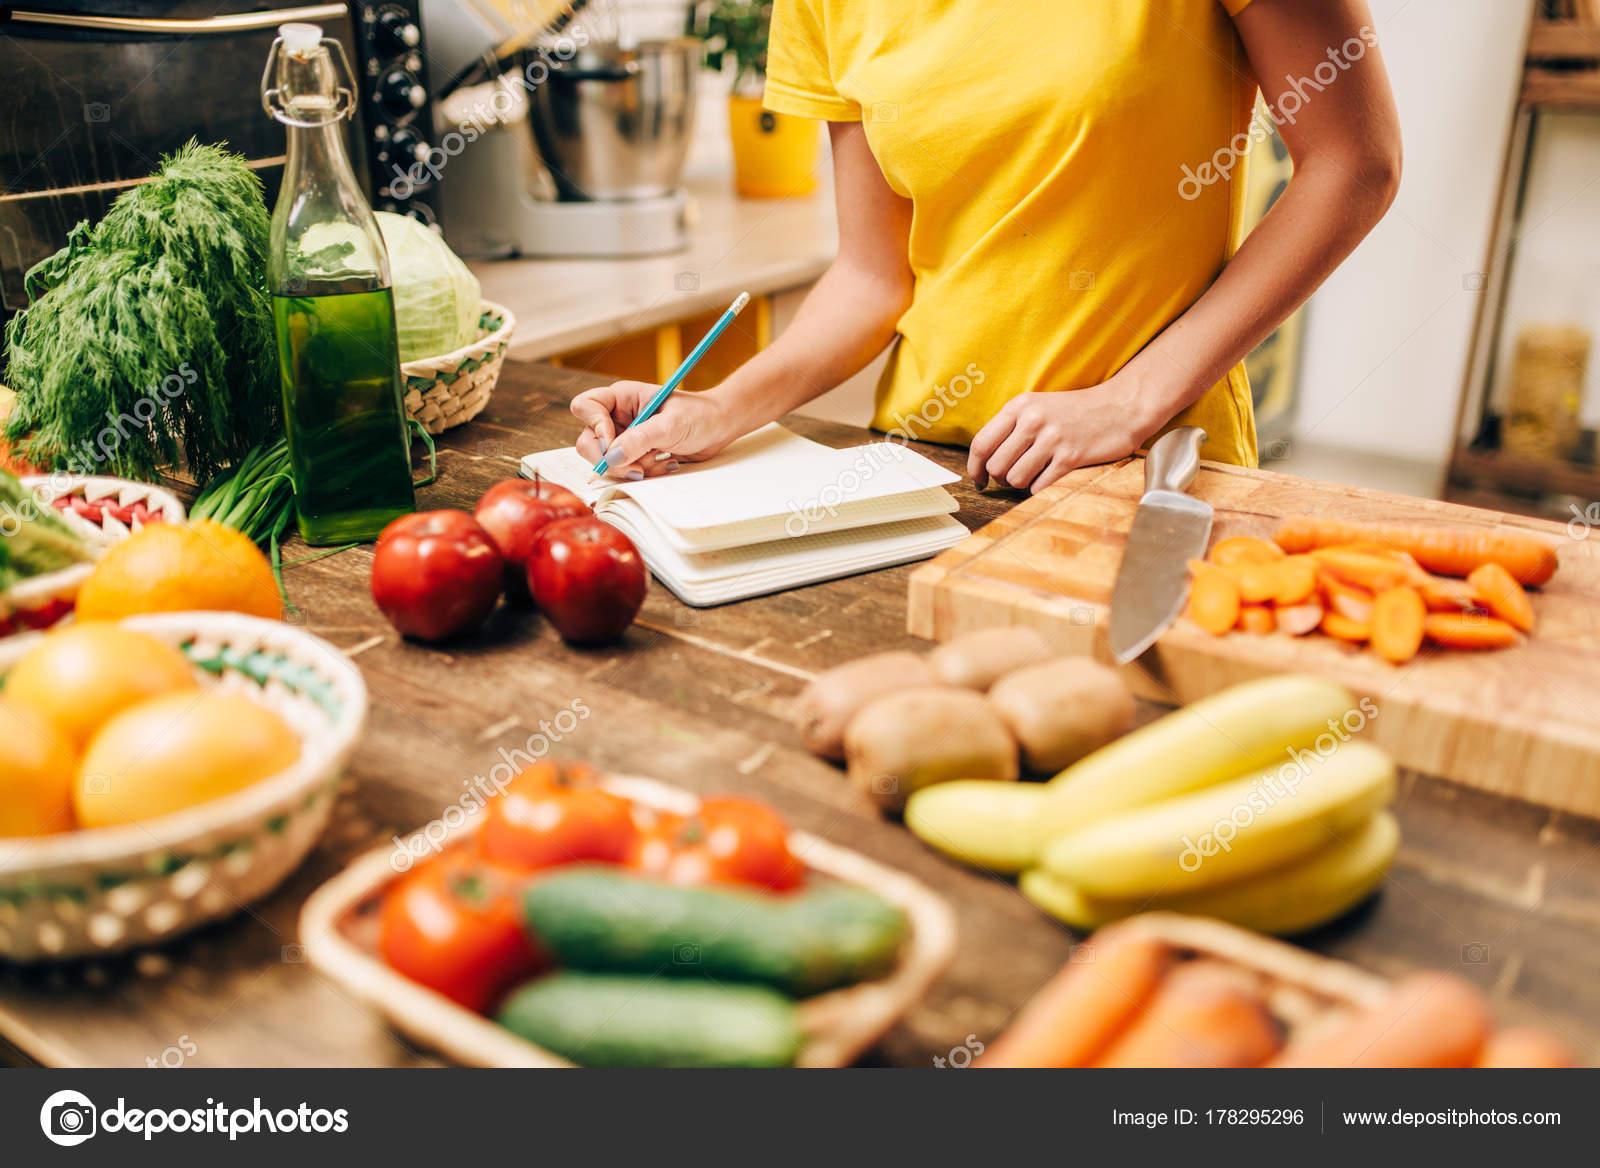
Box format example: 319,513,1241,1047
728,94,820,198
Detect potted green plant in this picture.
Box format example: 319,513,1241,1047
689,0,820,198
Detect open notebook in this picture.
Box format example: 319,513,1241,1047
520,424,967,606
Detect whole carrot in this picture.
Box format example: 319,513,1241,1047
1092,961,1282,1068
1474,1027,1578,1068
978,928,1172,1068
1275,518,1558,587
1271,971,1490,1067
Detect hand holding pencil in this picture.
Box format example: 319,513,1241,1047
570,292,751,481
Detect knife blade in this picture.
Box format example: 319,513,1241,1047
1109,426,1211,665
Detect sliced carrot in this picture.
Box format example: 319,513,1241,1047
1237,605,1277,634
1467,562,1535,633
1474,1027,1578,1068
1185,560,1241,635
1271,972,1490,1068
1225,562,1279,605
1319,573,1375,623
1370,586,1426,664
1311,549,1422,595
1319,609,1371,643
978,928,1173,1068
1093,962,1282,1068
1275,602,1324,636
1275,517,1558,587
1270,556,1318,605
1424,612,1521,650
1209,536,1285,568
1415,574,1478,613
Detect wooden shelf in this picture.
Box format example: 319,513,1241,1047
1448,446,1600,506
1522,19,1600,108
1527,19,1600,60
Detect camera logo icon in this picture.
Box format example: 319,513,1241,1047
672,941,700,965
40,1089,97,1147
83,102,110,124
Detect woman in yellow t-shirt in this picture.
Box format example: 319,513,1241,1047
574,0,1400,493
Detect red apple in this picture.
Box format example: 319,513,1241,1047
473,478,590,600
527,516,647,646
372,510,504,642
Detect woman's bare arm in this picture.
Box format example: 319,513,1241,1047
573,121,913,475
970,0,1402,491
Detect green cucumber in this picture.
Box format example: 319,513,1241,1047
522,869,908,997
497,972,802,1067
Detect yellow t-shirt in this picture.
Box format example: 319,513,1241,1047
765,0,1261,466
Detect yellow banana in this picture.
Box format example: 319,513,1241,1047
906,674,1363,874
1041,740,1394,897
1021,810,1400,936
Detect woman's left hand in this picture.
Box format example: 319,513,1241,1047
967,378,1154,493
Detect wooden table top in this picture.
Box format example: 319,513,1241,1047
2,360,1597,1068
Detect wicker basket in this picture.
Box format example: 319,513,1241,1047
0,612,368,962
0,475,186,641
402,299,516,436
300,775,958,1068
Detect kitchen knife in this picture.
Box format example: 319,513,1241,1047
1109,426,1211,665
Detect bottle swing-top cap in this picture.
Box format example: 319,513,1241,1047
262,22,357,127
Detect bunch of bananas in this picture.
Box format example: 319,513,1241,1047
906,675,1399,935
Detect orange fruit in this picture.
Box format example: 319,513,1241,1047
0,697,78,837
5,622,198,750
76,691,300,828
76,520,280,622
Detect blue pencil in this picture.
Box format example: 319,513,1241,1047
592,291,752,476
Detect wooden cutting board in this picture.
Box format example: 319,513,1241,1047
907,456,1600,819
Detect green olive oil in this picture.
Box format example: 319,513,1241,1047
273,286,415,544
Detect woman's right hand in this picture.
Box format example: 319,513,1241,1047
570,381,741,480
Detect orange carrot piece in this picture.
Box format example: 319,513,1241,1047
1312,550,1423,595
1467,562,1535,633
1270,556,1318,605
1274,517,1558,587
1209,536,1285,568
1320,573,1375,623
1237,605,1277,634
1319,610,1371,643
1093,963,1282,1069
1271,972,1491,1068
1370,586,1426,664
1415,574,1478,613
1276,602,1324,636
978,929,1174,1068
1225,561,1280,605
1474,1027,1578,1068
1424,612,1521,650
1186,560,1241,635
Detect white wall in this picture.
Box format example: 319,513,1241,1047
1292,0,1534,464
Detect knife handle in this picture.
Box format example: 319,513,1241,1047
1144,426,1206,494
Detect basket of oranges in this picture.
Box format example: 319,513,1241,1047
0,612,367,961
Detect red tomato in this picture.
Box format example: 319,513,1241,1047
625,805,685,877
371,510,504,642
526,517,646,646
480,760,636,870
378,849,545,1013
658,797,804,892
473,479,589,601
